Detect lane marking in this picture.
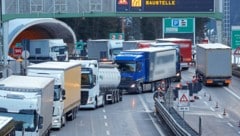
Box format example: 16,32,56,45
104,115,107,119
106,130,110,135
218,114,223,119
227,122,234,127
138,95,166,136
103,109,106,113
105,122,108,127
204,101,208,106
210,107,215,112
224,87,240,100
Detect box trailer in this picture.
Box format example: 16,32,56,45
27,61,81,129
195,43,232,86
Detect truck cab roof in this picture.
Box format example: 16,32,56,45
27,61,81,70
0,75,54,89
197,43,231,49
0,116,13,130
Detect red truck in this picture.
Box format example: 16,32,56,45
156,38,192,70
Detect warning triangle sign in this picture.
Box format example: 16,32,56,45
180,94,188,102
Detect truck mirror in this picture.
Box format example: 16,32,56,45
62,96,66,100
38,116,43,129
62,89,66,95
109,49,112,55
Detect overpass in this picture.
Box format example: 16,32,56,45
0,0,223,74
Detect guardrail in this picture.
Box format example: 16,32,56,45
154,98,199,136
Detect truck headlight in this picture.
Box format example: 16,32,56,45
88,97,94,104
53,118,60,123
176,73,180,76
130,84,136,88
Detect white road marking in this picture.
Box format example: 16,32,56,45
103,109,106,113
218,114,223,119
104,115,107,119
210,107,215,112
204,101,209,106
227,122,234,127
106,130,110,135
105,122,108,127
224,87,240,100
138,95,166,136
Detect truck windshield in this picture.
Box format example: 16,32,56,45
81,73,93,88
54,85,61,101
51,46,68,53
0,111,37,132
116,62,136,72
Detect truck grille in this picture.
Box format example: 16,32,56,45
119,77,134,88
57,55,66,61
81,91,89,105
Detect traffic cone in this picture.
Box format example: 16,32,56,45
223,108,226,116
215,102,219,108
209,95,212,101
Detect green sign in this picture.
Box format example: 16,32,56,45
231,28,240,49
164,18,194,33
109,33,124,40
75,41,85,50
15,42,22,47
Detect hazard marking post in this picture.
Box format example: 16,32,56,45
178,89,190,112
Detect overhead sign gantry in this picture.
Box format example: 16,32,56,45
117,0,214,12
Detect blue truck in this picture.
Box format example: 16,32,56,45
114,47,177,93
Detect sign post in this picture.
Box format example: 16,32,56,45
178,89,190,119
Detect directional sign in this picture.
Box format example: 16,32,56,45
231,26,240,49
164,18,194,33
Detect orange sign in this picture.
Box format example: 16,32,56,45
13,47,22,56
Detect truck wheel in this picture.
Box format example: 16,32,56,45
94,99,98,109
101,97,105,107
111,92,115,104
151,84,155,92
74,107,78,119
119,92,123,101
223,83,229,86
116,92,120,102
61,116,65,127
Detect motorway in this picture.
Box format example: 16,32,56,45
51,65,240,136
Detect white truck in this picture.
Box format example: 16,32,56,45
70,60,122,109
87,39,123,61
25,39,68,62
195,43,232,86
0,75,54,136
27,61,81,129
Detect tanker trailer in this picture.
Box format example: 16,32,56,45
99,62,122,104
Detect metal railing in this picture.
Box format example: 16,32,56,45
154,97,199,136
